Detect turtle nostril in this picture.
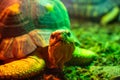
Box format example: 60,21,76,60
51,34,55,39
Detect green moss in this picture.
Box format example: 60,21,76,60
64,22,120,80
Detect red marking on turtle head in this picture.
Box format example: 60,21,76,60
48,30,75,69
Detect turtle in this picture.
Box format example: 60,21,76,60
61,0,120,25
0,0,97,79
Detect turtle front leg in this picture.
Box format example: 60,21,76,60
0,51,45,79
66,46,98,66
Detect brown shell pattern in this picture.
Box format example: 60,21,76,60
0,0,57,60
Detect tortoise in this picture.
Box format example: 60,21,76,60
61,0,120,25
0,0,97,79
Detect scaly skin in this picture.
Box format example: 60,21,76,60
61,0,120,25
0,55,45,79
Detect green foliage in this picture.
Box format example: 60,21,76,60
72,22,120,54
64,22,120,80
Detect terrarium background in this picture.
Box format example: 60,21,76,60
64,19,120,80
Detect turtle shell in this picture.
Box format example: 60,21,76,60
31,0,70,29
0,0,70,60
61,0,119,19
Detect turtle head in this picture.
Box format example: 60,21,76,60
48,30,75,69
49,30,73,47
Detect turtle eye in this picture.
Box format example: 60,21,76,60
66,32,71,37
74,42,80,47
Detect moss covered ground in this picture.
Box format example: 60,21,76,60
64,19,120,80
